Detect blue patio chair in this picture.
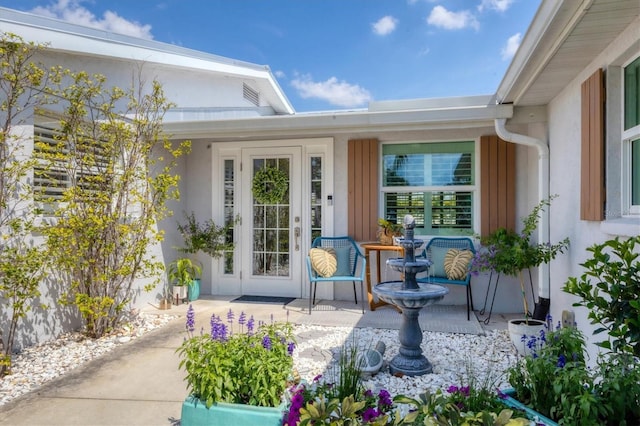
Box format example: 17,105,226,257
416,237,476,320
306,236,366,314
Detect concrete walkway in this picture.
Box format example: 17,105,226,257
0,296,511,426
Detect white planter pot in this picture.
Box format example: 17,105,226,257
172,286,188,304
507,319,546,356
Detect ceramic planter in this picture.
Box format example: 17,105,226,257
507,318,546,356
172,285,188,304
188,278,200,301
181,396,286,426
500,388,558,426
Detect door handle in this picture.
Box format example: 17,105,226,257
294,226,301,251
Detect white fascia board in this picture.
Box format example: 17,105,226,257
496,0,565,104
164,102,514,138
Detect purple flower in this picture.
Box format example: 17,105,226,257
247,315,255,335
557,354,566,368
287,341,295,356
313,374,323,382
378,389,392,408
447,385,459,394
364,389,373,398
497,389,507,399
459,386,470,397
238,311,246,326
227,309,234,328
262,335,272,350
210,314,228,341
185,304,195,333
362,407,379,422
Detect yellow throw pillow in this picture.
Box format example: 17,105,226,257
309,248,337,278
443,249,474,281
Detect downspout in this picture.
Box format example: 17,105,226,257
494,118,551,320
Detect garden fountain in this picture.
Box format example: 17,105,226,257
373,215,449,376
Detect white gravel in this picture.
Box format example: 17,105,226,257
0,314,519,408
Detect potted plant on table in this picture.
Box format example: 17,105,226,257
471,197,569,355
177,305,296,425
377,218,403,245
168,257,201,304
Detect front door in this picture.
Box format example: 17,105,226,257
240,147,302,297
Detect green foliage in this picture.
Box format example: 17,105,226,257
177,308,295,408
39,70,190,338
0,33,59,377
562,236,640,357
472,196,570,277
392,390,530,426
167,257,201,287
378,218,403,236
176,211,239,258
251,165,288,204
595,352,640,424
506,326,626,425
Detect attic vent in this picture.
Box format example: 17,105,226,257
243,83,259,106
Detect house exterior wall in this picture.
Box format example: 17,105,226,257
547,16,640,361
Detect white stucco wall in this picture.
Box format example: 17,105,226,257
547,16,640,361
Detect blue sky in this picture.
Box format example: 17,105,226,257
2,0,541,112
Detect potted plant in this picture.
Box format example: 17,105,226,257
471,197,569,355
177,305,296,425
176,212,240,300
377,218,403,245
504,320,640,425
168,258,201,304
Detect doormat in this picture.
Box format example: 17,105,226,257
231,295,296,305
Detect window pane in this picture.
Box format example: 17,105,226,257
633,138,640,206
383,142,474,186
624,56,640,130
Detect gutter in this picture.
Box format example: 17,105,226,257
494,118,551,317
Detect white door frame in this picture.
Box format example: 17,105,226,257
211,138,334,299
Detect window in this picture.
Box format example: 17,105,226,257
623,56,640,215
381,141,475,235
33,120,109,210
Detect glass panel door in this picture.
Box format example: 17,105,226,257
241,147,302,296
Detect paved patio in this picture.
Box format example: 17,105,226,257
0,296,514,425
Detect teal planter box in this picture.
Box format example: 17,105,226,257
500,388,558,426
181,396,286,426
188,279,200,301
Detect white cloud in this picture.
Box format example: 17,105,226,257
372,16,398,36
427,5,479,31
291,74,372,108
31,0,154,40
501,32,522,60
478,0,515,13
274,70,286,79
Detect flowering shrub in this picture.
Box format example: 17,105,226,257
177,305,295,408
283,375,395,425
507,321,640,424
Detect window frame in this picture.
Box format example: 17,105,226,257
622,55,640,216
380,139,479,236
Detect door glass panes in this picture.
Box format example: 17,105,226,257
632,138,640,206
310,156,322,242
223,159,235,274
252,158,290,276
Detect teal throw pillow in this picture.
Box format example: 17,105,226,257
429,246,448,278
334,246,352,276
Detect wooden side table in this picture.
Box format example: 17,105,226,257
361,243,404,311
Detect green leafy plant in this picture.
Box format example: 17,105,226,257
506,325,616,424
378,218,403,236
177,211,239,258
0,33,59,377
40,70,190,338
562,236,640,356
177,306,295,408
167,257,201,287
594,352,640,424
284,339,394,425
471,196,569,318
393,390,530,426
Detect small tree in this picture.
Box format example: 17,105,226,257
40,70,190,338
0,33,58,377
